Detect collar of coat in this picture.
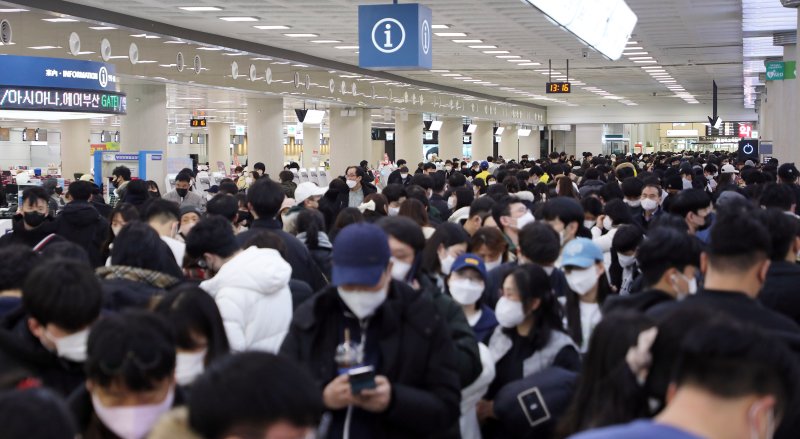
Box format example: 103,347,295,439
95,265,180,289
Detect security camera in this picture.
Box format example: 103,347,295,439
582,49,589,58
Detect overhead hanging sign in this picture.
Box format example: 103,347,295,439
0,55,119,92
0,86,127,115
738,139,759,162
358,3,433,70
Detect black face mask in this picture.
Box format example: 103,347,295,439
176,188,189,198
237,211,252,227
111,179,119,189
23,212,46,228
697,212,713,232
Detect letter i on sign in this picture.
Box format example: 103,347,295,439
384,24,393,48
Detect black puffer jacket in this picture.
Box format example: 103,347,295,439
55,201,109,267
0,216,60,248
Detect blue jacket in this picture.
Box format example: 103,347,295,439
472,304,498,344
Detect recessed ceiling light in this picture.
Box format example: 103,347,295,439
452,39,482,43
284,33,318,38
251,57,272,61
253,25,291,30
107,55,129,59
335,45,359,50
625,46,643,50
496,55,520,59
42,18,78,22
541,71,561,75
311,40,341,44
442,73,462,77
469,45,497,49
463,79,482,82
623,52,648,55
434,32,467,37
431,24,450,29
222,52,247,56
641,66,662,69
483,50,509,54
219,16,259,22
628,57,653,60
89,26,116,30
28,46,62,50
164,40,187,44
659,80,677,83
198,47,223,51
635,60,658,64
516,63,541,66
0,8,28,12
430,70,450,72
508,59,532,63
136,60,157,64
76,51,95,55
179,6,223,11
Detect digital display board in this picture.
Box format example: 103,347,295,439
190,118,207,127
0,55,118,92
0,86,126,115
546,82,571,94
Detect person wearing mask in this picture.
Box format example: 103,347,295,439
491,196,534,254
421,222,470,288
144,199,186,268
639,183,664,231
759,208,800,325
147,180,161,198
446,253,498,343
560,238,613,353
253,162,268,179
279,223,461,439
668,189,712,236
53,180,109,268
608,225,644,296
703,163,718,194
187,216,293,353
621,177,644,221
177,206,202,242
185,352,323,439
101,203,139,263
470,227,510,273
163,173,206,213
540,197,589,264
282,181,327,235
447,187,476,224
153,286,230,387
338,165,378,210
568,322,797,439
69,311,183,439
382,184,407,217
0,186,58,248
479,265,580,436
459,197,495,237
237,179,327,292
110,166,131,207
0,260,102,396
295,209,333,281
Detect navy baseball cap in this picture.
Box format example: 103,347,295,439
451,253,487,280
332,223,391,287
480,161,490,170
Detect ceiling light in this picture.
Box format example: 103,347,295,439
641,66,662,69
136,60,157,64
28,46,62,50
89,26,117,30
222,52,247,56
430,69,450,73
634,60,658,64
42,18,78,22
198,47,223,51
76,51,95,55
517,62,542,66
335,45,359,50
434,32,467,37
628,56,653,60
251,57,272,61
432,24,450,29
452,39,483,43
253,25,290,30
508,59,532,63
626,41,638,45
483,50,509,54
0,8,28,12
179,6,223,11
623,51,648,55
178,97,203,100
442,73,462,77
603,96,624,100
107,55,128,59
164,40,187,44
311,40,341,43
496,55,520,59
284,33,318,37
625,46,643,50
469,45,497,49
541,71,561,75
219,16,259,22
463,79,482,82
659,80,677,83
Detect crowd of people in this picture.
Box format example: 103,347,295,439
0,150,798,439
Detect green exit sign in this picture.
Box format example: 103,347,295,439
766,60,796,81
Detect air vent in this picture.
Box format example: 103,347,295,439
176,52,184,72
231,61,239,79
193,55,201,75
100,38,111,61
0,20,12,45
773,31,797,46
68,32,81,56
249,64,256,81
128,43,139,65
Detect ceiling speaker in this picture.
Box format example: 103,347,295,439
0,20,11,45
193,55,201,74
176,52,184,72
100,38,111,61
128,43,139,64
68,32,81,56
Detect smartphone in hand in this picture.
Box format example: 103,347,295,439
348,365,376,394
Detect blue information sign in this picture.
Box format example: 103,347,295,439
358,3,433,70
0,55,118,92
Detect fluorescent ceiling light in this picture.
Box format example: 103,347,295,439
463,79,482,82
219,16,259,22
483,50,509,54
107,55,128,59
634,60,658,63
435,32,467,37
469,45,497,49
0,8,28,12
430,69,450,72
430,121,444,131
452,39,483,43
28,46,62,50
76,51,95,55
541,71,561,75
311,40,341,43
641,66,662,69
42,18,78,22
442,73,462,77
136,60,157,64
623,51,648,55
164,40,187,44
179,6,223,11
628,56,653,60
603,96,624,100
626,41,638,45
251,57,272,61
659,80,677,83
253,25,290,30
517,62,542,66
522,0,637,60
496,55,520,59
89,26,117,30
335,45,359,49
495,126,505,135
178,97,203,100
222,52,247,56
198,47,223,51
459,77,473,80
508,59,532,63
624,46,643,50
284,33,318,37
432,24,450,29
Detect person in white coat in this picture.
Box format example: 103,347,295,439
186,216,293,353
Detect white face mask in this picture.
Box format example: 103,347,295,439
390,257,412,282
484,258,502,272
447,197,457,210
617,253,637,268
625,199,642,208
346,179,358,189
92,387,175,439
495,296,526,328
388,206,400,216
602,216,614,231
448,278,485,305
175,349,206,386
566,266,599,296
583,220,595,230
672,272,698,299
45,328,89,362
515,211,535,230
446,166,452,171
337,284,388,320
112,226,122,237
641,198,659,212
400,173,408,179
559,229,567,247
440,253,456,275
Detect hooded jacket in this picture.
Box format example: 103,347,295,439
96,266,182,311
55,201,109,267
201,247,293,352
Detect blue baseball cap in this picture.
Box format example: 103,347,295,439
561,238,603,268
332,223,391,287
480,161,490,170
451,253,487,280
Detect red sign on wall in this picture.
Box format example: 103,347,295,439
738,123,752,138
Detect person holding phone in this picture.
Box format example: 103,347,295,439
280,223,461,439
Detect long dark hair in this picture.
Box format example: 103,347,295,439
102,203,141,260
329,208,363,242
154,286,230,366
296,209,326,249
504,264,565,350
420,222,469,275
564,263,614,347
556,312,655,438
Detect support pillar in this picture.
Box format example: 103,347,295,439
120,84,167,154
438,117,463,160
330,108,370,176
61,119,91,179
208,122,230,174
395,113,423,162
518,132,538,159
472,121,494,161
498,125,519,161
302,125,321,169
247,98,284,178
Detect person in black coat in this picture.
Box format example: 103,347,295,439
55,181,109,268
0,186,59,249
758,208,800,325
335,166,378,215
237,179,328,292
280,223,460,439
318,178,349,232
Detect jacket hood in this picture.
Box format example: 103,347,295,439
60,202,101,227
202,247,291,296
96,265,181,289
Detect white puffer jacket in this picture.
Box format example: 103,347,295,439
200,247,293,353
